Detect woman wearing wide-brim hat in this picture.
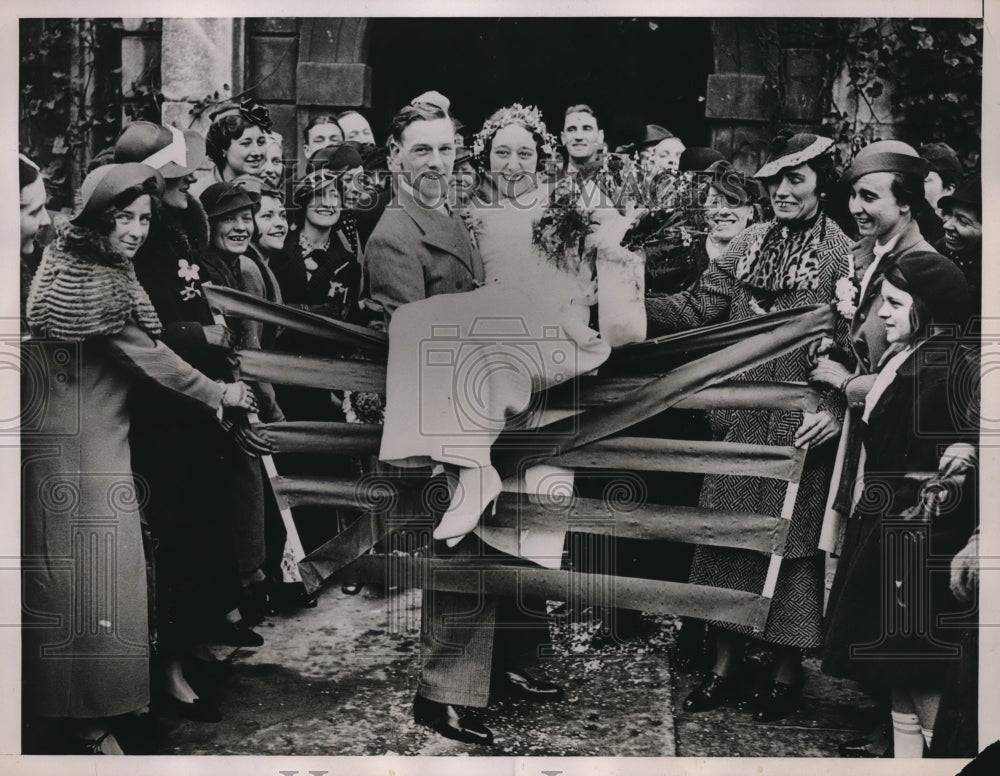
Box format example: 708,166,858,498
645,130,855,723
23,163,255,753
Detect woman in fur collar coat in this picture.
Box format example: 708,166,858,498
23,163,255,753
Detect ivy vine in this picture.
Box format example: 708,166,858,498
821,18,982,172
20,18,124,209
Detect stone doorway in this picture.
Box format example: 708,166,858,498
365,17,715,151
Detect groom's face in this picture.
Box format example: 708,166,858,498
391,117,456,204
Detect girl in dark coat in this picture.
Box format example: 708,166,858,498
822,252,976,758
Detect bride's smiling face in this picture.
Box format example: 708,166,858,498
489,123,538,198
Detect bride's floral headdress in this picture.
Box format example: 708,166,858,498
471,103,557,160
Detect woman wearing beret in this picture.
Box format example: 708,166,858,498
821,252,977,758
645,131,854,721
23,163,255,753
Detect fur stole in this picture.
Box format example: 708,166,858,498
26,224,162,340
149,193,210,260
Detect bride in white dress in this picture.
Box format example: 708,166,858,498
379,104,646,545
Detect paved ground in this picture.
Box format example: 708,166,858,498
154,582,879,757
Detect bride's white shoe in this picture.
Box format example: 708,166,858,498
433,465,503,544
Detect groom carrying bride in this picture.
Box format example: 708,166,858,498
366,96,566,746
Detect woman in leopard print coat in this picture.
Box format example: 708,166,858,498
645,132,854,722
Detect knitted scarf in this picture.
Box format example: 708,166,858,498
26,224,162,340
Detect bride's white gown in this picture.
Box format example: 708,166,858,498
379,190,613,472
379,185,644,549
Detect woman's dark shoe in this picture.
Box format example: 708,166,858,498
156,692,222,723
751,679,802,722
412,693,493,745
341,581,363,595
204,620,264,647
682,672,738,712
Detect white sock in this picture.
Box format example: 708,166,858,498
433,465,502,542
891,710,924,758
921,727,933,749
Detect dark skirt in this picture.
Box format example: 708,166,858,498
129,419,243,650
821,513,968,689
689,547,825,647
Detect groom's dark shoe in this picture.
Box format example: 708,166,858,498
413,693,494,745
499,667,565,701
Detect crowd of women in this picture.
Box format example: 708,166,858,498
18,91,982,758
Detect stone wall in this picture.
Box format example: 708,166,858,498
122,17,863,173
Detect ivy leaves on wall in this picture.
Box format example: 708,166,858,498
823,18,982,173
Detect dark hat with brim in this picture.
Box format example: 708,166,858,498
292,169,341,209
635,124,676,150
200,181,261,219
937,176,981,216
755,133,833,179
72,163,164,226
229,174,283,201
307,142,365,175
679,147,726,172
114,121,207,179
887,250,970,329
920,142,964,180
841,139,928,184
703,160,763,206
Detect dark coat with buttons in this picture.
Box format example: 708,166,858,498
822,338,977,688
364,183,484,324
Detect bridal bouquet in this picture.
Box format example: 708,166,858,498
531,154,707,277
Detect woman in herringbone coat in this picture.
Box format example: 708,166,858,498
645,132,854,722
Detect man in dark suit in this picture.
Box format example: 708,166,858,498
365,101,562,746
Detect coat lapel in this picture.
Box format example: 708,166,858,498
854,221,928,312
398,185,478,278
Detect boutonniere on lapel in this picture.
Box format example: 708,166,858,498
834,278,858,319
834,254,858,319
457,207,482,248
328,280,347,300
177,259,202,301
